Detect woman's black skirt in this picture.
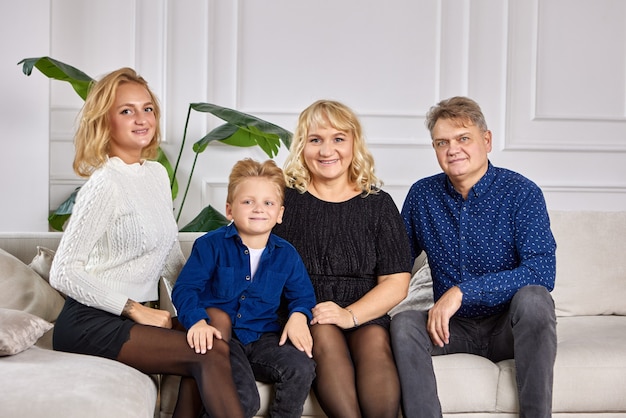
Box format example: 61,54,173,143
53,297,135,360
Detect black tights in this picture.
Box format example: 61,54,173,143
116,309,243,418
311,323,401,418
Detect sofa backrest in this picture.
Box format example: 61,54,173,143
549,211,626,317
0,232,202,265
2,211,626,318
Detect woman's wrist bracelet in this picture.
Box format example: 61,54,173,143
346,308,359,328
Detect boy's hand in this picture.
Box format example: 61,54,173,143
280,312,313,358
187,319,223,354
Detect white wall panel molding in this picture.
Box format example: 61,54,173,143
234,1,439,115
201,180,229,213
438,0,471,98
50,108,80,141
505,0,626,152
136,0,168,138
543,185,626,211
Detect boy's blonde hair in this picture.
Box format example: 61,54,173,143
283,99,381,195
227,159,285,204
73,67,161,177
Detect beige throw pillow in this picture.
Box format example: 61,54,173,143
0,248,65,322
28,246,56,282
0,307,53,356
389,256,434,317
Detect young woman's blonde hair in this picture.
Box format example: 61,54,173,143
283,100,381,195
227,158,285,204
73,67,161,177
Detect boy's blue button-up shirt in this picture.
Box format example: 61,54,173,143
172,223,316,344
401,162,556,318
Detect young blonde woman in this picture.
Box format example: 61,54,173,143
273,100,412,418
50,67,244,418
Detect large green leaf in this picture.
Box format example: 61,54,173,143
48,187,80,231
157,148,178,200
18,57,93,100
190,102,292,152
193,123,240,153
179,205,230,232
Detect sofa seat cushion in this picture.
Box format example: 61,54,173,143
553,315,626,413
431,353,504,413
0,346,157,418
159,375,326,417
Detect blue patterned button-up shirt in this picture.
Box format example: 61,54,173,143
401,162,556,318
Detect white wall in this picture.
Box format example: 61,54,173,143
0,0,50,231
1,0,625,232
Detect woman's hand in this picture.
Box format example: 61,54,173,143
311,301,354,329
187,320,223,354
122,300,172,328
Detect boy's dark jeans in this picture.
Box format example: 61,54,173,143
230,332,316,418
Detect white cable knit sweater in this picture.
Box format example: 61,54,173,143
50,157,185,315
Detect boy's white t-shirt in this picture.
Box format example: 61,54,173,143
248,247,265,278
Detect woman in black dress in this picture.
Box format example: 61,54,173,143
273,100,412,418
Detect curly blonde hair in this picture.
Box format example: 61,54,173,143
283,100,381,195
73,67,161,177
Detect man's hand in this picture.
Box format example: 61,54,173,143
122,300,172,329
187,319,223,354
427,286,463,347
280,312,313,358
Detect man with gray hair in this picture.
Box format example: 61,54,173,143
391,96,557,418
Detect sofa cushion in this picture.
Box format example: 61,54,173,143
28,245,56,282
0,248,65,322
432,353,502,413
389,256,434,317
549,211,626,316
0,346,157,418
553,316,626,412
0,308,53,356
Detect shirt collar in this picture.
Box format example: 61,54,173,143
223,222,281,251
470,161,495,198
445,161,495,199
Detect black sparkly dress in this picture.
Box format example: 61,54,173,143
273,187,412,328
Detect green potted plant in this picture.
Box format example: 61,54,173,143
19,56,292,232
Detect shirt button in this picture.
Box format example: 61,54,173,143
245,275,251,281
241,295,246,300
236,313,242,318
244,249,249,255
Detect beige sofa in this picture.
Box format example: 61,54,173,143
1,210,625,417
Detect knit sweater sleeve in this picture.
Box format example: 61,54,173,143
50,170,129,315
160,240,186,302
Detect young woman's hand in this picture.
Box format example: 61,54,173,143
122,300,172,328
187,320,223,354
